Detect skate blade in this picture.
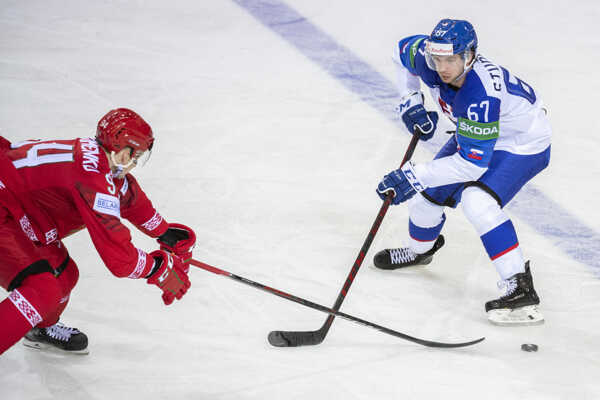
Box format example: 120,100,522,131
23,339,90,355
487,305,545,327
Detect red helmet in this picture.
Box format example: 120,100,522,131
96,108,154,155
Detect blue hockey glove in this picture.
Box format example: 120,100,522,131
376,162,426,205
400,104,438,141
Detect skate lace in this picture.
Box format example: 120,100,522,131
389,248,416,264
497,277,518,299
45,322,80,342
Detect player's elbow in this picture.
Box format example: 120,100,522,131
108,267,131,279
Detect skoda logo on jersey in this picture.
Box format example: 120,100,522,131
459,121,498,136
457,118,500,140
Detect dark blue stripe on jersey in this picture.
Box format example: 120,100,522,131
409,214,446,242
480,220,519,260
232,0,600,276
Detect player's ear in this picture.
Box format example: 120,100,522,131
467,50,475,64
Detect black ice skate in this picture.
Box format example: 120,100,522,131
373,235,445,270
485,261,544,326
23,322,89,354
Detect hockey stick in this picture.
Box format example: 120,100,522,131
268,128,423,347
189,259,484,348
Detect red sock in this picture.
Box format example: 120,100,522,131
0,273,62,355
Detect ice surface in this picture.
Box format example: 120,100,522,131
1,1,599,399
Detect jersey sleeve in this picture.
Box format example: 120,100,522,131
395,35,428,74
71,174,155,279
0,135,11,151
393,35,442,110
393,44,421,103
119,174,169,237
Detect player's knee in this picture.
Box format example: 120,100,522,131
408,195,445,227
461,187,507,235
17,272,63,320
57,258,79,293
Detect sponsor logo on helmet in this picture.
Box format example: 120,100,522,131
425,41,453,56
457,118,499,140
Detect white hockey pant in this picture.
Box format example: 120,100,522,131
409,187,525,279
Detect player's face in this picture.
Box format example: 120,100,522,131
112,147,140,178
431,54,465,84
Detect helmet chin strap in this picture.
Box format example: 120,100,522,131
451,51,478,85
110,151,136,178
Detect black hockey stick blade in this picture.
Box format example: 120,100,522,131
269,328,484,349
269,304,485,349
268,330,325,347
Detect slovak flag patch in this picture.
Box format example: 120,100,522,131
467,148,484,160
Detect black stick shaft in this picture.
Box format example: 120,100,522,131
189,259,483,348
314,129,423,339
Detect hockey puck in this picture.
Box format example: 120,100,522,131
521,343,538,352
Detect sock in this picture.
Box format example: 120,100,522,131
0,273,62,354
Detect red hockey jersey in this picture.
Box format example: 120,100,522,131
0,137,168,279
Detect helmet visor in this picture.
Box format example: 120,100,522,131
424,40,456,70
131,148,152,167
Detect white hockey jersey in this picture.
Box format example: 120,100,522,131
393,35,552,188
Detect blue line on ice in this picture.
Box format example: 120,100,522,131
232,0,600,273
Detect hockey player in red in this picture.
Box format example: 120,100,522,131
0,108,195,355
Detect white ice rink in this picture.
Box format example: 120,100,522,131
1,1,600,399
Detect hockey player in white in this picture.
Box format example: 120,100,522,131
373,19,551,325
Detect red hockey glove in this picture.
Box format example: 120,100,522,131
156,223,196,273
147,250,191,305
